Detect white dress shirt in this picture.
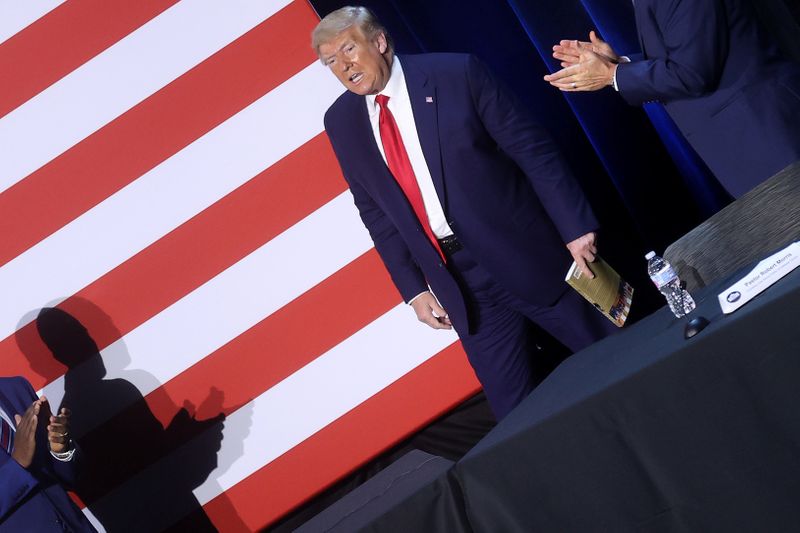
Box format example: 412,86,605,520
366,57,454,240
0,405,15,431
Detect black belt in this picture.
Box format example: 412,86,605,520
437,234,463,255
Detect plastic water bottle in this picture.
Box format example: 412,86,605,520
646,251,696,317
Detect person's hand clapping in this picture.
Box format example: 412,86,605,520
46,403,72,454
545,31,620,92
12,399,43,468
552,31,620,68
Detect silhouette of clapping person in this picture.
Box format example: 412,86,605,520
15,299,249,532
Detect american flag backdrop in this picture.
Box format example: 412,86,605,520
0,1,479,530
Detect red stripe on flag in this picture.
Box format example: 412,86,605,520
0,0,179,118
1,133,347,388
0,0,318,268
203,343,479,531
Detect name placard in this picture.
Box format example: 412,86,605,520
719,242,800,314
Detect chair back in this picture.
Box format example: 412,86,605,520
665,161,800,292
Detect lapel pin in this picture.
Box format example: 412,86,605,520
425,96,434,103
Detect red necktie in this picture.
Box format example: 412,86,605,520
0,417,13,454
375,94,444,261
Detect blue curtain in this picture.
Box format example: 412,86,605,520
308,0,733,254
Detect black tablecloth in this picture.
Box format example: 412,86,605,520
362,258,800,532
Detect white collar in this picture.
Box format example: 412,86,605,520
0,405,15,430
366,56,405,112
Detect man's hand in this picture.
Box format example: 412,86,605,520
12,399,42,468
46,404,72,454
552,31,620,68
566,232,598,279
545,31,619,92
410,292,452,330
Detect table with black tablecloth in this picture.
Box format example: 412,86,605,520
358,258,800,532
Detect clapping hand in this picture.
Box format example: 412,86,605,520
46,402,72,454
552,31,620,68
544,31,620,92
12,399,43,468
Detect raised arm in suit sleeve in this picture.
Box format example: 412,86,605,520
47,442,81,489
0,378,41,521
615,0,729,105
323,118,429,303
465,55,598,243
18,378,81,489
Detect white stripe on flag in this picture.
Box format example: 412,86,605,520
0,62,343,340
0,0,67,45
41,192,374,425
0,0,294,193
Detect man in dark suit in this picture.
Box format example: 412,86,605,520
1,376,96,531
545,0,800,198
314,7,616,420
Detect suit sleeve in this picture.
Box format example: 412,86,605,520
323,117,429,303
465,55,598,243
47,443,81,489
0,451,40,521
616,0,729,105
0,378,40,521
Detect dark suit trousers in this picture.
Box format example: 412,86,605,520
446,246,617,420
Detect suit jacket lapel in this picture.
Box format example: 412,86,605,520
345,92,419,224
400,56,447,213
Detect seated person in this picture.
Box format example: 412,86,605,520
1,376,95,531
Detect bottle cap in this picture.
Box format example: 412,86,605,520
645,251,656,260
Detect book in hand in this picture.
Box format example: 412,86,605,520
565,256,634,327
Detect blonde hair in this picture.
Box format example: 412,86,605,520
312,6,394,58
